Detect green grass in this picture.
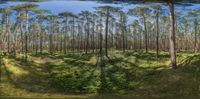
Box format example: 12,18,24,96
1,51,200,98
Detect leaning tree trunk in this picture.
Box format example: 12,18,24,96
168,0,177,69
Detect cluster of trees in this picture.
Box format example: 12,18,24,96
0,1,199,69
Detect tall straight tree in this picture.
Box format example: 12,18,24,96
149,4,162,58
118,10,127,53
11,5,25,53
96,6,120,57
0,7,12,54
47,15,57,53
35,9,50,54
187,10,200,53
15,4,38,60
59,11,76,54
168,0,177,69
37,14,47,54
70,14,78,52
128,7,151,53
79,11,92,54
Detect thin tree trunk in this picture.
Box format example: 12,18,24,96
64,17,68,54
39,24,43,54
25,10,29,60
156,11,160,58
105,8,109,56
194,19,198,53
85,18,90,54
20,20,24,53
143,15,148,53
6,14,11,54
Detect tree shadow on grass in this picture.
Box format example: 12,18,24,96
97,52,199,97
2,53,200,98
100,56,163,93
2,57,55,93
37,53,95,62
133,52,169,61
46,55,100,93
2,55,102,95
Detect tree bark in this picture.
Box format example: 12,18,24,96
168,0,177,69
156,11,160,58
143,15,148,53
194,19,198,53
25,10,29,60
6,14,10,54
64,17,68,54
105,8,109,56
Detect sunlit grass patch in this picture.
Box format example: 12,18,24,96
3,58,29,77
88,55,98,65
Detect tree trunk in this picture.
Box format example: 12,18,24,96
105,8,109,56
121,14,125,53
168,0,177,69
25,10,29,60
49,26,53,53
194,19,198,53
156,11,160,58
39,24,43,54
143,15,148,53
64,17,68,54
20,19,24,53
85,18,90,54
6,14,11,54
72,18,75,52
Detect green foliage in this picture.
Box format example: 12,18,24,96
1,51,200,98
48,54,100,93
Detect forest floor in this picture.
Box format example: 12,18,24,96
0,51,200,99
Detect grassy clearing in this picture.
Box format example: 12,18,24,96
0,51,200,98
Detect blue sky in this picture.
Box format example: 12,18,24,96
1,0,199,14
0,0,199,24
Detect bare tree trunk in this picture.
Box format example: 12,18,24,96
121,17,125,53
194,19,198,53
92,18,95,53
72,18,75,52
143,15,148,53
39,24,43,54
156,11,160,58
20,20,24,53
85,19,90,54
49,26,53,54
6,14,11,54
25,10,29,60
64,17,68,54
168,0,177,69
105,8,109,56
